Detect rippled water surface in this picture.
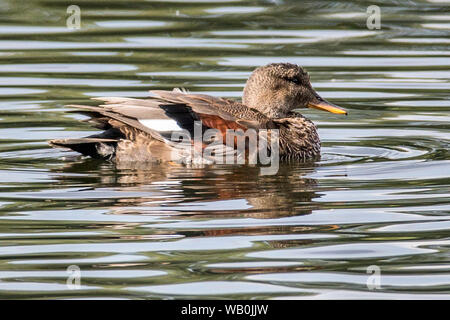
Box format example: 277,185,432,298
0,0,449,299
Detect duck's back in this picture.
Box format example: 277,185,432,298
49,90,320,163
50,90,267,162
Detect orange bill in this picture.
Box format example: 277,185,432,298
308,100,347,115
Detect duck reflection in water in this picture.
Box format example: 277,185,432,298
52,159,321,220
51,159,333,254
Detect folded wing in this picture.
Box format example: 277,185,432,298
49,89,271,162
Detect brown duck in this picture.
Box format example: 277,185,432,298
49,63,347,163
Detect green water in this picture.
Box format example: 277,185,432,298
0,0,449,299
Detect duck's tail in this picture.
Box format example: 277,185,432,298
48,137,119,160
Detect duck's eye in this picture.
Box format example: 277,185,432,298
285,77,300,85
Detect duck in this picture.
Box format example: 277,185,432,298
49,63,347,163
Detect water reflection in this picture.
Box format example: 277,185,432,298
52,160,320,219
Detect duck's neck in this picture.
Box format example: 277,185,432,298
263,108,290,119
242,91,291,119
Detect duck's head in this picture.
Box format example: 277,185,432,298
242,63,347,118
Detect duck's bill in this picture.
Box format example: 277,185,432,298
308,101,347,115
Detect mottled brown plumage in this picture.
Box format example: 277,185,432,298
49,63,346,163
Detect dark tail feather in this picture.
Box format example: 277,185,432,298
48,138,118,160
49,128,124,160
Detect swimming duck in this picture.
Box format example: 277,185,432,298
49,63,347,163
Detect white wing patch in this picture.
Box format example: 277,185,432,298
139,119,182,132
